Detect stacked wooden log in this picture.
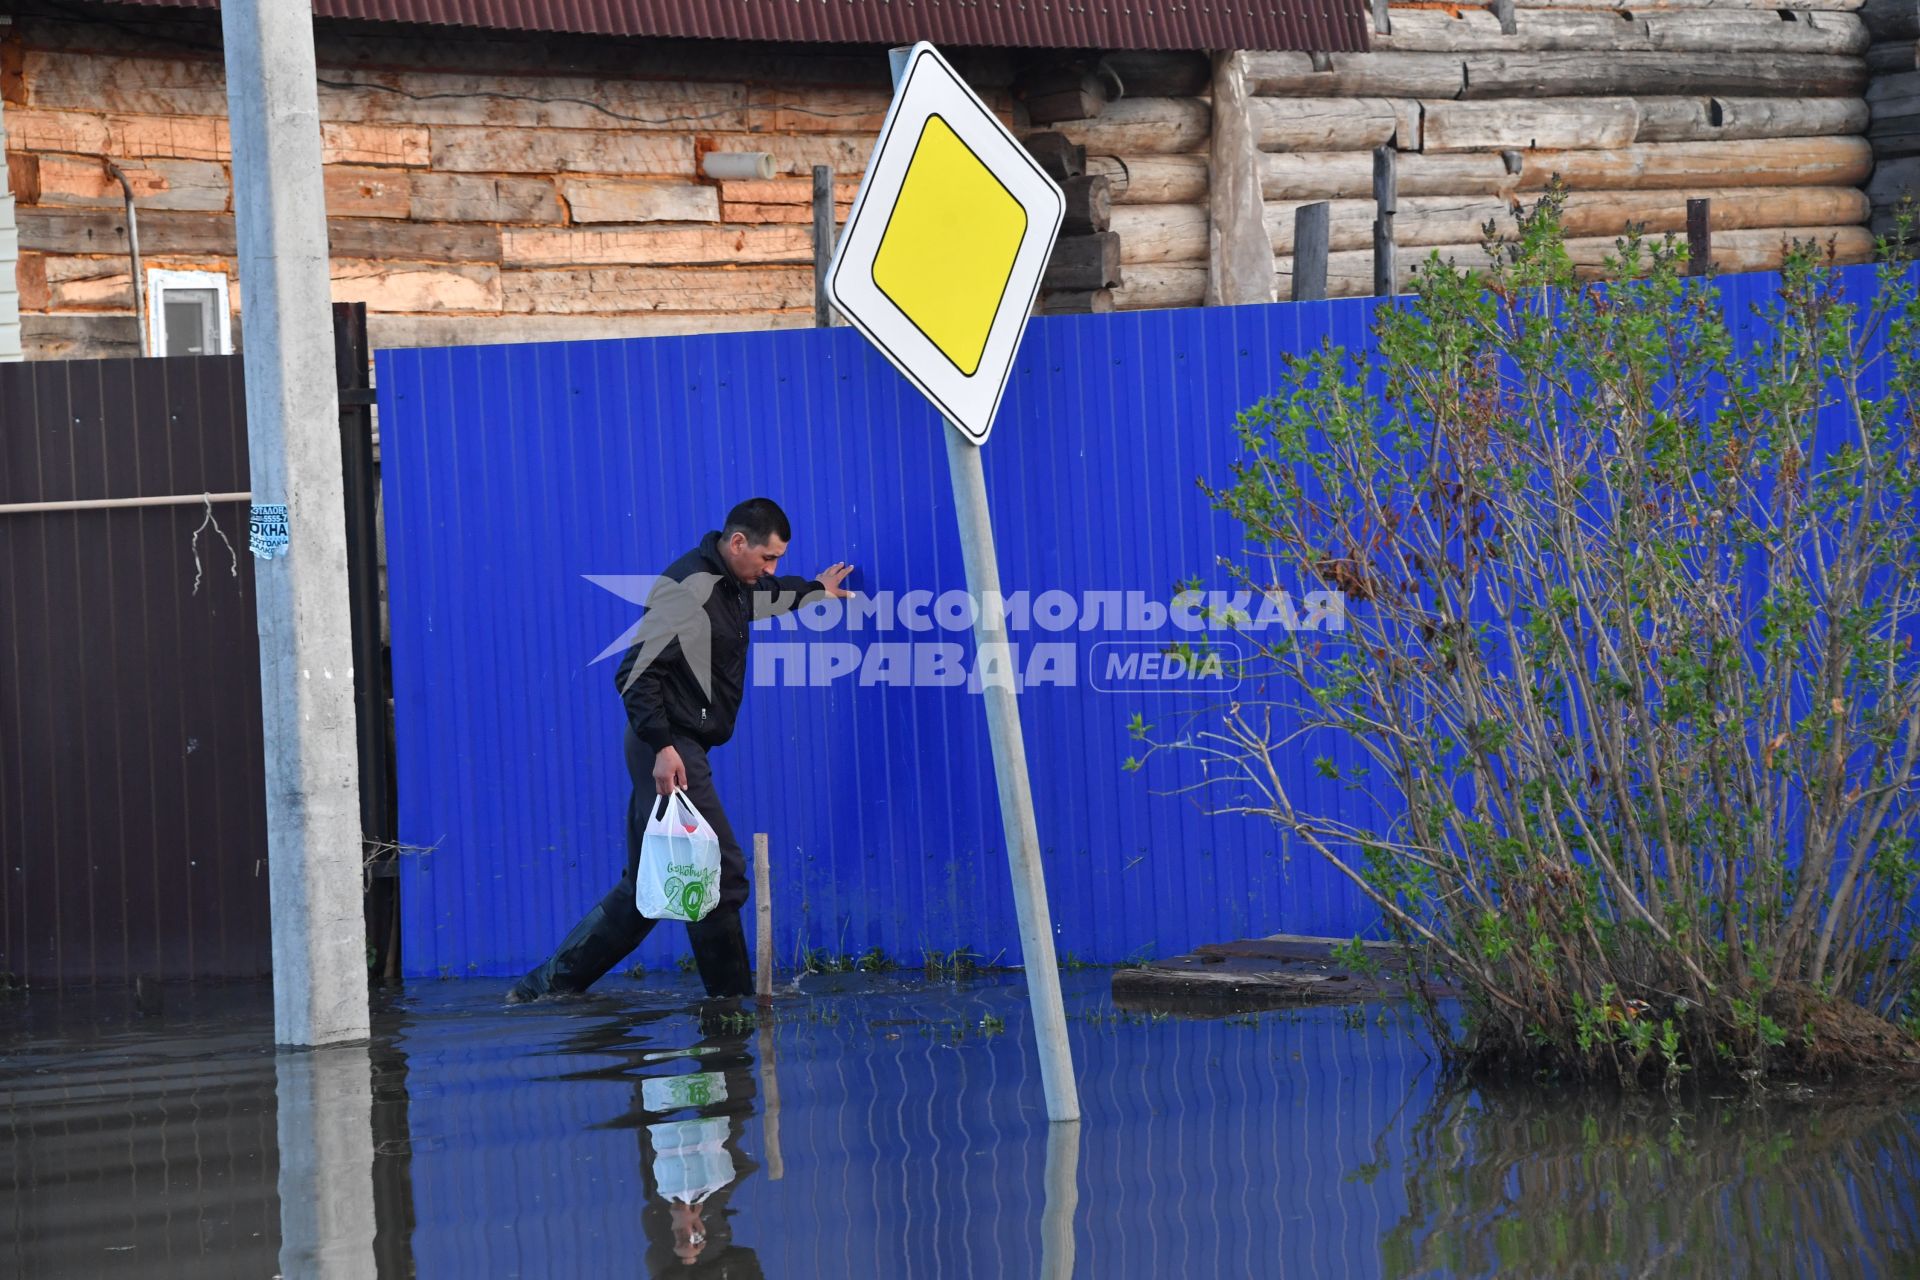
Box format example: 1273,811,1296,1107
1866,0,1920,232
1022,131,1118,313
1019,53,1211,313
1023,4,1876,310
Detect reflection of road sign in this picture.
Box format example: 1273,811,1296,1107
827,42,1064,445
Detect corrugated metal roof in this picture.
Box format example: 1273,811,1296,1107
107,0,1371,52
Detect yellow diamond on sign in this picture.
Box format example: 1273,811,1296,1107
871,114,1028,378
825,41,1064,443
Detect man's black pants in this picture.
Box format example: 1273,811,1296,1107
510,728,753,1000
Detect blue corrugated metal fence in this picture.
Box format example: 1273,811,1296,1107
377,263,1909,978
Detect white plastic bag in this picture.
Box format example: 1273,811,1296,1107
636,787,722,922
647,1116,735,1204
642,1070,728,1114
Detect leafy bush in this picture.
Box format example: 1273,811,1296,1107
1136,195,1920,1081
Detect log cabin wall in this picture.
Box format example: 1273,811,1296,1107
1866,0,1920,228
1023,1,1881,311
0,2,1898,350
0,5,1017,359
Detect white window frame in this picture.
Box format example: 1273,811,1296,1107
147,268,233,357
0,69,21,363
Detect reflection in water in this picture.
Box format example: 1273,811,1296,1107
555,1007,766,1276
1040,1120,1080,1280
1382,1085,1920,1279
367,1010,419,1276
757,1020,785,1182
4,973,1919,1278
274,1044,377,1278
0,984,281,1278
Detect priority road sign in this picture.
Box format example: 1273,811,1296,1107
823,42,1082,1125
826,41,1065,445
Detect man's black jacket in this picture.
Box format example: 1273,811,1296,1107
614,531,824,755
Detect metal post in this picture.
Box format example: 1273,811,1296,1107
223,0,369,1046
105,162,148,356
333,301,388,856
812,166,836,327
1292,202,1330,302
334,302,399,979
943,425,1081,1123
1372,146,1398,299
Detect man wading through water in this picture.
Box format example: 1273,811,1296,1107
510,498,853,1002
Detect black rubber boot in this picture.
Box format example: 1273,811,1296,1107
686,907,753,1000
506,890,652,1003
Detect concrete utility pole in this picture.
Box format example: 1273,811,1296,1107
222,0,369,1046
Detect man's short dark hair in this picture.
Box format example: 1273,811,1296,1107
723,498,792,546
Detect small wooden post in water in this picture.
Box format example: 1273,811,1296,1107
1373,146,1398,299
1687,199,1712,276
754,832,773,1004
1293,202,1330,303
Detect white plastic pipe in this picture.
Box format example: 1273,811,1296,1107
0,491,251,515
701,151,776,181
104,162,150,357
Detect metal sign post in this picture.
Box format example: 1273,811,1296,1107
942,423,1080,1123
827,42,1079,1123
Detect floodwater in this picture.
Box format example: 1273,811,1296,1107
3,971,1917,1279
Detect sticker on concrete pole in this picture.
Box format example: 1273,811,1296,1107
826,42,1065,445
249,503,290,559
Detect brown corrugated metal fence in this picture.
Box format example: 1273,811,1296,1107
106,0,1372,52
0,356,272,984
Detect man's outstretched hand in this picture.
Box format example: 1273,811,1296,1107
816,562,856,599
653,745,688,797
